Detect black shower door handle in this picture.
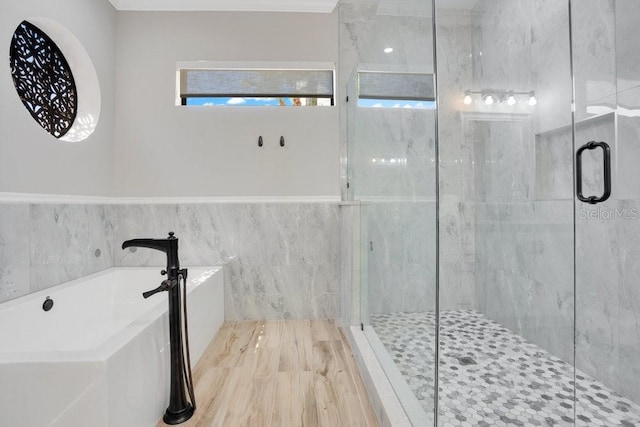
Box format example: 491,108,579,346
576,141,611,204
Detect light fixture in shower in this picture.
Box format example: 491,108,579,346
371,157,407,166
461,89,537,107
482,92,494,105
463,90,473,105
384,47,394,53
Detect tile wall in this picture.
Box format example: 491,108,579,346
0,202,340,321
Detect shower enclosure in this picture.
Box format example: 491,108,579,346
344,0,640,425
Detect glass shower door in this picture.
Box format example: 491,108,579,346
435,1,577,425
572,1,640,424
344,0,438,423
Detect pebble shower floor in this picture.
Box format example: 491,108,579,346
370,310,640,426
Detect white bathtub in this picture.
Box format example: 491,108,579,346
0,266,224,427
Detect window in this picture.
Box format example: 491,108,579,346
357,71,435,109
177,67,334,107
9,20,78,138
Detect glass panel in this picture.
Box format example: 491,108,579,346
345,0,438,423
435,1,575,425
572,0,640,424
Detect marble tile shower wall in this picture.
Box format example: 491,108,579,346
475,201,575,362
436,10,478,312
571,0,640,403
363,202,436,315
362,200,475,315
472,123,576,365
436,11,475,202
0,202,340,321
345,2,437,205
338,0,379,203
342,2,478,316
467,0,640,405
575,197,640,404
351,108,436,200
467,0,576,363
572,0,616,124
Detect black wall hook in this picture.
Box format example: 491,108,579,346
280,136,285,147
258,136,263,147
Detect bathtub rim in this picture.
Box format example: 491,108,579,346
0,266,222,364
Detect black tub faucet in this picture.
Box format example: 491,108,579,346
121,231,195,425
122,231,180,275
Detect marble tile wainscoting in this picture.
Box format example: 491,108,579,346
0,203,114,303
113,203,341,320
0,200,341,321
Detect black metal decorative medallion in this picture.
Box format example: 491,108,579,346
9,21,78,138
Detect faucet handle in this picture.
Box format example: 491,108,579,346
168,231,176,239
142,279,175,299
161,270,167,276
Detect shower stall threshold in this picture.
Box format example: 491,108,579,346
344,325,430,427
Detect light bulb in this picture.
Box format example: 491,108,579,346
484,94,494,105
384,47,393,53
507,92,516,105
528,91,537,106
463,91,472,105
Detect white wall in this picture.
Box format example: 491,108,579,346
113,11,340,197
0,0,116,196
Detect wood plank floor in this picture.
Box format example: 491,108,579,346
158,320,378,427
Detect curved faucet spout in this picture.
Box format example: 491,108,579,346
122,232,180,274
122,238,170,253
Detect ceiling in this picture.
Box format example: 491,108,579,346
108,0,339,13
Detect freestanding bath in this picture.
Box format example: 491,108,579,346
0,266,224,427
